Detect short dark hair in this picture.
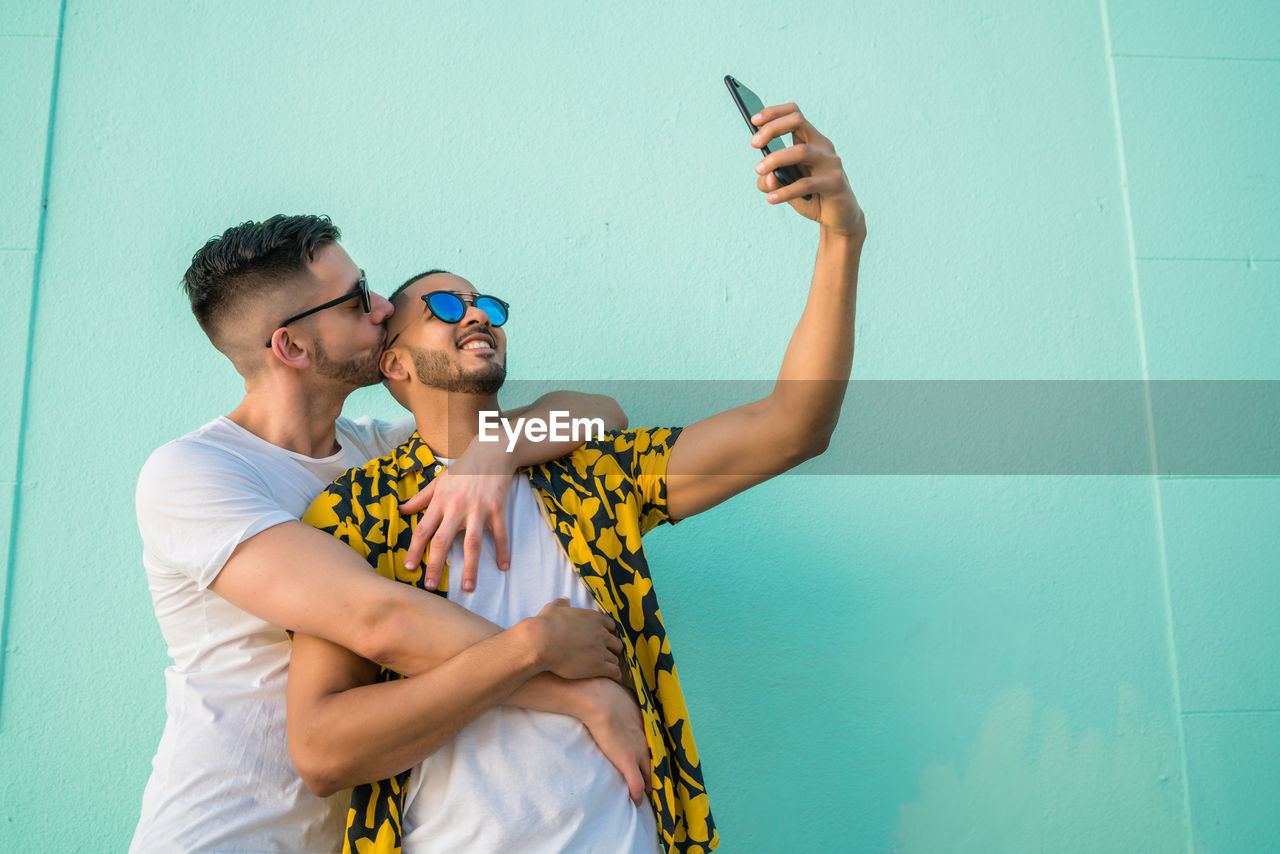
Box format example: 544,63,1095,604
389,269,452,310
183,214,341,341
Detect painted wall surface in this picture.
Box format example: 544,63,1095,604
2,1,1276,851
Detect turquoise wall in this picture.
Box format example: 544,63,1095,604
2,1,1276,851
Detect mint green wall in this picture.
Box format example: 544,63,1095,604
2,1,1276,851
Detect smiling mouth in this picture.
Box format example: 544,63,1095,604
457,333,495,352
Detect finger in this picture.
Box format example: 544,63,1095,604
758,142,837,176
640,752,652,794
750,101,800,129
623,763,645,805
425,515,464,590
461,524,484,593
757,164,788,190
491,507,510,571
406,503,443,570
604,631,623,657
398,479,437,514
767,172,838,206
537,597,570,616
750,110,808,149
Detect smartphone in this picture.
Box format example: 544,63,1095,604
724,75,811,200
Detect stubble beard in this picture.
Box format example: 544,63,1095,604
313,339,384,388
408,346,506,395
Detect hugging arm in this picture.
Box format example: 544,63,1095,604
287,600,650,801
400,391,628,590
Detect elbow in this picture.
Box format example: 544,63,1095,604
797,406,841,460
593,394,628,432
779,434,829,470
348,589,413,669
300,767,342,800
775,412,836,467
289,732,347,798
804,427,833,459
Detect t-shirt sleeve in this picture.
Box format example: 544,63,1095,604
590,426,684,535
135,440,295,590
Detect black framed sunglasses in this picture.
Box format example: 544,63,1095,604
264,275,371,347
386,291,510,347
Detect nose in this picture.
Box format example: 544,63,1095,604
369,291,394,324
458,299,492,328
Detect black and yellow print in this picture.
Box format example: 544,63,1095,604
301,427,718,854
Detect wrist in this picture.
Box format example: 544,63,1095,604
820,220,867,248
564,677,611,725
509,617,552,673
464,434,520,475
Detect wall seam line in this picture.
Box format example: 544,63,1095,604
0,0,68,727
1137,256,1277,263
1099,1,1194,850
1111,53,1280,64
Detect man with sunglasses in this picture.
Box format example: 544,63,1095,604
287,101,867,854
131,215,647,853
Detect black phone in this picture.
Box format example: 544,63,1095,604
724,75,811,200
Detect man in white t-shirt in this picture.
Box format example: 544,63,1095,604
131,214,646,853
288,102,868,853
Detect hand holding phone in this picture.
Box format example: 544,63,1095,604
724,75,812,201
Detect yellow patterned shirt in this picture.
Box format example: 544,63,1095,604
301,427,718,854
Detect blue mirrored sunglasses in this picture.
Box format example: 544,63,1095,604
387,291,509,347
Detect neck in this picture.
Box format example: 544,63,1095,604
228,372,350,457
408,388,500,459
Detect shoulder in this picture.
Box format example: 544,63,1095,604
575,426,684,463
336,415,415,458
137,419,265,490
539,426,683,487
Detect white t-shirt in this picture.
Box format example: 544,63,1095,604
130,415,413,854
401,470,661,854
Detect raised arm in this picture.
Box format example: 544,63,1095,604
666,102,867,521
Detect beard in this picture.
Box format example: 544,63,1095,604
407,345,506,395
313,338,384,387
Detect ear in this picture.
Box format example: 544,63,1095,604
266,327,312,370
380,345,409,381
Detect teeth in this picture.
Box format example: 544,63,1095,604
461,340,491,350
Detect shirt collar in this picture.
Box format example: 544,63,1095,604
394,431,439,477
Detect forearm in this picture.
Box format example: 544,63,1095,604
211,520,508,677
505,670,600,717
499,391,627,468
356,580,509,676
768,228,865,441
290,621,545,796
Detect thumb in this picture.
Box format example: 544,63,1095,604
538,597,571,616
626,765,645,805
